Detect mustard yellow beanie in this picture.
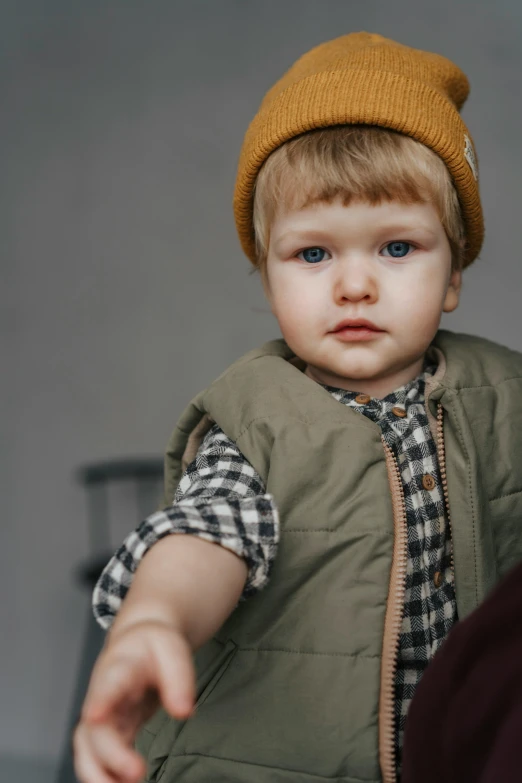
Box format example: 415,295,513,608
234,32,483,268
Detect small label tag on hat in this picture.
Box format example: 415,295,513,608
464,134,479,181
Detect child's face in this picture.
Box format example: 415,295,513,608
264,198,462,398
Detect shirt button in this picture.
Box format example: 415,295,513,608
392,406,407,418
422,474,436,491
433,571,443,588
355,393,371,404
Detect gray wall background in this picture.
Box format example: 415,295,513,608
4,0,522,779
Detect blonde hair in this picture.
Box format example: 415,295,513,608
252,126,466,274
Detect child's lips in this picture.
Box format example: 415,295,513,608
332,326,384,343
331,318,382,332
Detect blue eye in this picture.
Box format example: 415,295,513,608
382,242,414,258
297,247,330,264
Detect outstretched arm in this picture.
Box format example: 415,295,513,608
74,534,247,783
74,424,279,783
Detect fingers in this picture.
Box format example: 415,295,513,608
151,630,196,720
82,656,144,723
82,627,195,724
76,622,197,783
74,721,146,783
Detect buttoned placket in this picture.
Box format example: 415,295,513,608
337,386,453,609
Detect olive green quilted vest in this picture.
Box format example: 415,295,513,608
137,329,522,783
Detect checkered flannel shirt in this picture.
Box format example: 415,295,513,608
92,358,457,774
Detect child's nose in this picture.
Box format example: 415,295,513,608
333,260,378,303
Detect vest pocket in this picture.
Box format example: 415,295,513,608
194,637,238,708
489,493,522,578
139,637,237,782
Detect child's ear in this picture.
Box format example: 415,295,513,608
443,267,462,313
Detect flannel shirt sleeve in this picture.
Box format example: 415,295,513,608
92,424,280,629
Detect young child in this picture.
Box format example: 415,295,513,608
73,32,522,783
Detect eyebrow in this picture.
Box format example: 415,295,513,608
377,224,439,237
272,230,334,250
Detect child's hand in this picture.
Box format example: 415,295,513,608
73,620,195,783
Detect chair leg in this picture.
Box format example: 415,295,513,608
55,609,105,783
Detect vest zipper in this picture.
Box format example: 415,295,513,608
379,402,452,781
435,402,455,578
379,439,408,783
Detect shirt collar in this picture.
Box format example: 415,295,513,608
319,357,438,421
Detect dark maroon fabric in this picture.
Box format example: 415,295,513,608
402,560,522,783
